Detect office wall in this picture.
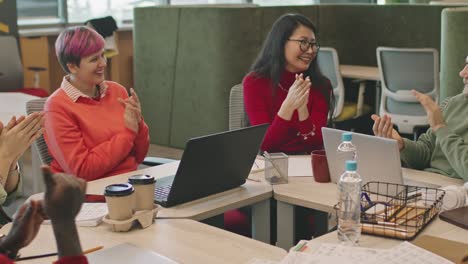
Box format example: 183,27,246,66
134,5,452,148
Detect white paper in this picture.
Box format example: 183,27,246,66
309,243,382,264
280,252,358,264
246,258,280,264
251,157,265,173
288,157,313,177
43,203,108,227
288,241,453,264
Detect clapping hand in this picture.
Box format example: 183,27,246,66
0,113,44,163
118,88,142,133
41,166,86,224
412,90,445,132
284,73,311,111
371,114,404,150
279,73,311,120
0,200,45,257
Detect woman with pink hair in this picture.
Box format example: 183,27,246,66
44,26,149,181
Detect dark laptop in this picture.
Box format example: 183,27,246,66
154,124,268,207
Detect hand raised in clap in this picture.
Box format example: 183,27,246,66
118,88,142,133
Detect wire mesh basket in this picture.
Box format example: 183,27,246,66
335,181,445,240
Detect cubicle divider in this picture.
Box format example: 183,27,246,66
134,4,453,148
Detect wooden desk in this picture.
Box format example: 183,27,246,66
0,219,287,264
340,65,380,81
273,156,464,249
85,161,273,242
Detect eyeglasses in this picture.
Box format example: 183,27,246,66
288,39,320,52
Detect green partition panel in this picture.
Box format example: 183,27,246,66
134,4,455,148
260,6,319,41
318,4,444,66
440,7,468,100
134,7,180,145
169,7,261,148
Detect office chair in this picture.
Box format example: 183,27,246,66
317,47,372,133
0,36,48,97
376,47,439,140
229,84,249,131
26,98,173,167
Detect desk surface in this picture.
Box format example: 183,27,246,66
87,161,273,221
273,156,464,213
340,65,380,81
309,218,468,249
0,219,286,264
0,92,39,123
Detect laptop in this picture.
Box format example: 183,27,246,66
322,127,440,188
154,124,268,207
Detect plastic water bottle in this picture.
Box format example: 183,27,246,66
337,160,362,245
336,132,357,178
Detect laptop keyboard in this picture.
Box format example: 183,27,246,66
153,174,176,202
154,184,172,201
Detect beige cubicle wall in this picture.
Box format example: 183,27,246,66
133,4,457,148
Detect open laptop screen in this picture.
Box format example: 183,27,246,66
322,127,403,186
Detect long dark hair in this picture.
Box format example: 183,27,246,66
250,14,335,123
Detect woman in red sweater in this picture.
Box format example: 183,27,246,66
44,26,149,181
243,14,333,154
226,14,334,241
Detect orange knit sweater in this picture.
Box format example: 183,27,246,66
44,81,149,181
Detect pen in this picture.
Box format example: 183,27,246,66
83,246,104,254
16,246,104,261
294,241,307,252
361,219,399,226
254,160,260,169
264,151,286,180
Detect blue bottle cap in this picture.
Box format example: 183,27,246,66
342,132,352,141
345,160,357,171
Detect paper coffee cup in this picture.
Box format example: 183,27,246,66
104,183,135,221
128,174,156,211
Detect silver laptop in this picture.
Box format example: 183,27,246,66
322,127,440,188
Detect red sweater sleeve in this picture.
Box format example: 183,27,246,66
134,119,150,163
243,74,292,151
54,255,88,264
0,254,13,264
44,104,137,181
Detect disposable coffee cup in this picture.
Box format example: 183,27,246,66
104,183,135,221
128,174,156,211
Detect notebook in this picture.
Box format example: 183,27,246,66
87,243,178,263
412,235,468,264
439,206,468,230
322,127,440,188
154,124,268,207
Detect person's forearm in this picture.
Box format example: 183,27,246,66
4,162,19,193
0,158,13,188
51,220,83,258
278,104,294,121
297,106,309,121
